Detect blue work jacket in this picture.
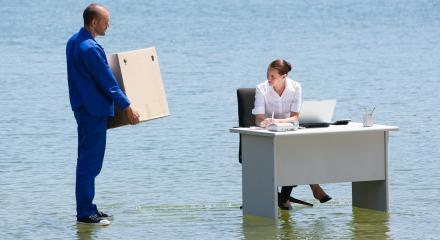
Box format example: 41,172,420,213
66,27,130,116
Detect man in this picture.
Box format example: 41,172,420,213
66,3,140,225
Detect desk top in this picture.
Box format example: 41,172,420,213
230,122,399,137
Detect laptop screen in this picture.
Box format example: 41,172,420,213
299,100,337,124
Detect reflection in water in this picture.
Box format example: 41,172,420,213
242,207,390,239
242,210,330,240
279,210,329,240
242,215,278,240
350,208,390,240
75,224,109,240
278,211,294,240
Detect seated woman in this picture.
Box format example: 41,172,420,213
252,59,332,210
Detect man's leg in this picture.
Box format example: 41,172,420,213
74,110,108,219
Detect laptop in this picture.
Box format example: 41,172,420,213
299,100,337,128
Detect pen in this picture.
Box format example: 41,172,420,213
271,112,274,123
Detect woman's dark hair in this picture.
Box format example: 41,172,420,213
83,4,104,26
267,59,292,76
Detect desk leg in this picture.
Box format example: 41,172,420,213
352,180,388,211
353,131,389,211
241,135,278,219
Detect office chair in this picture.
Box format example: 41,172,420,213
237,88,256,164
236,88,313,207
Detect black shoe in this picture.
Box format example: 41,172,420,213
96,211,113,220
288,196,314,207
278,193,292,210
278,192,314,207
319,195,332,203
77,214,111,226
278,199,292,210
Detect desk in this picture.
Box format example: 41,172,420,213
230,122,399,219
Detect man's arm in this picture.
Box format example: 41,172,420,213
84,46,139,124
84,46,130,110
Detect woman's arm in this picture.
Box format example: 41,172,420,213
255,114,266,127
275,112,299,123
256,112,299,127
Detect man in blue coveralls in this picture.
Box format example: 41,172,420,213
66,3,140,225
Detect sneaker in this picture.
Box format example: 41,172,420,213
96,211,113,220
77,214,111,226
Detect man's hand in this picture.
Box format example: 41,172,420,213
124,105,140,125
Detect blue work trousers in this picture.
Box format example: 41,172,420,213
74,109,108,219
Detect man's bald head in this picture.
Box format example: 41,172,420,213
83,3,107,26
83,3,110,37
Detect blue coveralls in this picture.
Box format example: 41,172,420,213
66,28,130,219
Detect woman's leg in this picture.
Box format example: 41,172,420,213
310,184,332,203
279,186,294,208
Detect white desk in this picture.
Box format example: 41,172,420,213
230,122,399,219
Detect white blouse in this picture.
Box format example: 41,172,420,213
252,78,302,119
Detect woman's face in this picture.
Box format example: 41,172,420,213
267,68,286,86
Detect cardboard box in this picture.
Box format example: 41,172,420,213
107,47,170,129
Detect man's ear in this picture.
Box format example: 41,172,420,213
91,18,98,28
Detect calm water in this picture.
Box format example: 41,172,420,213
1,0,439,239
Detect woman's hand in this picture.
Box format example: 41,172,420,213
260,118,276,127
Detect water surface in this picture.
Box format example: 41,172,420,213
0,0,439,239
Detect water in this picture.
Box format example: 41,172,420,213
0,0,439,239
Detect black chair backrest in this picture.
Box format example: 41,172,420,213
237,88,256,163
237,88,256,127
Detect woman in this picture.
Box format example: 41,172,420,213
252,59,332,210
